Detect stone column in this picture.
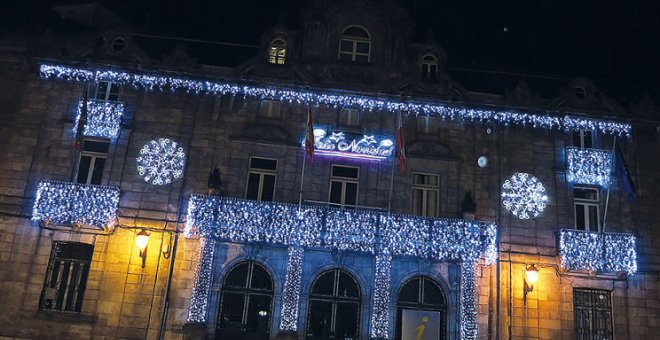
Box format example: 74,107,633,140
277,246,304,338
369,254,392,340
460,261,477,340
183,238,215,339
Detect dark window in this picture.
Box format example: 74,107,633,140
339,108,361,127
110,37,126,52
412,173,439,217
259,100,281,118
421,54,439,82
217,262,273,340
417,116,438,134
40,242,93,312
329,165,359,207
245,157,277,201
575,86,588,101
395,276,447,340
338,26,371,63
95,81,120,101
574,288,612,340
574,187,600,231
573,130,595,148
306,269,361,340
76,139,109,185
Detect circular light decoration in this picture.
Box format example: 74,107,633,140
136,138,186,185
477,156,488,168
501,172,548,219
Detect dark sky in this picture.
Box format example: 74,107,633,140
2,0,659,105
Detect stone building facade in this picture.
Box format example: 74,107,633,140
0,1,658,339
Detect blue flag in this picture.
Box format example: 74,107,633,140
615,144,636,202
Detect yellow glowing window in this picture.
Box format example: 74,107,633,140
269,39,286,65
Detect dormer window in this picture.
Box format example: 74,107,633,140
338,26,370,63
575,86,588,102
421,54,438,82
269,39,287,65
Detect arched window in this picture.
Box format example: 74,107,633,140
306,269,361,339
338,26,371,63
395,276,447,340
421,54,438,82
269,39,287,65
216,261,273,340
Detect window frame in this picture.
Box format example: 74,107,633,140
395,276,447,340
417,115,438,134
339,108,361,128
328,164,360,207
573,129,595,148
573,186,600,232
338,26,371,63
245,156,278,202
268,39,287,65
420,54,439,82
306,268,362,339
573,288,613,340
76,138,110,185
259,100,282,119
40,241,93,313
94,81,120,101
411,172,440,217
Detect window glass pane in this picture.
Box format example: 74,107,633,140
338,271,360,298
90,157,105,185
575,205,586,230
77,156,92,184
412,189,423,215
339,53,353,62
355,55,369,63
398,279,420,303
574,188,598,201
426,190,438,217
583,131,593,148
82,140,110,153
335,302,359,339
311,271,335,296
332,166,358,179
340,40,353,52
219,292,246,328
329,181,343,205
307,300,333,338
588,206,599,231
343,27,369,38
250,264,273,291
246,173,261,200
246,294,272,332
108,83,120,101
250,158,277,171
344,182,358,206
356,42,369,54
95,82,108,100
260,175,276,202
54,242,94,261
225,263,249,288
423,278,444,306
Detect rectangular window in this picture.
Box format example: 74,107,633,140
573,288,613,340
94,81,120,101
421,63,438,82
417,116,438,134
259,100,281,118
339,108,361,127
573,130,594,148
574,187,600,231
245,157,277,201
41,242,93,312
76,139,110,185
329,165,359,207
411,173,439,217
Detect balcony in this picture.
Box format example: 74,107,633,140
32,180,121,228
565,147,613,187
186,196,497,263
558,229,637,275
74,98,124,139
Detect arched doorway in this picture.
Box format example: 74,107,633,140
395,276,447,340
216,261,273,340
306,268,361,339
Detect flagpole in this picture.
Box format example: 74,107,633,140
387,111,399,212
299,103,314,210
298,150,307,209
602,136,616,232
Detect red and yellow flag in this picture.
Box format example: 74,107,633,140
305,105,314,161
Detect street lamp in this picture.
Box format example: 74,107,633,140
136,230,150,268
524,264,539,305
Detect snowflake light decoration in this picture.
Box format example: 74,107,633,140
136,138,186,185
501,172,548,219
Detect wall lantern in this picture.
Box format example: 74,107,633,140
524,264,539,304
136,230,150,267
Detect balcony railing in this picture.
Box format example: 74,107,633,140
565,147,613,187
186,196,497,263
558,229,637,275
32,180,121,228
74,98,124,139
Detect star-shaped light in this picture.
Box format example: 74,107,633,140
328,132,345,143
359,135,377,145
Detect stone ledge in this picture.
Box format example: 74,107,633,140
34,310,97,324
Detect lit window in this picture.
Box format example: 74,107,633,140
95,81,120,101
395,276,447,339
259,100,281,118
268,39,286,65
421,54,438,82
412,173,439,217
41,242,93,312
306,269,361,339
76,139,109,185
329,165,359,207
417,116,438,134
573,288,612,339
573,129,595,148
217,262,273,339
338,26,371,63
574,187,600,231
339,108,361,127
245,157,277,201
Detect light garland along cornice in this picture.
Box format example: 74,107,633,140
39,63,632,137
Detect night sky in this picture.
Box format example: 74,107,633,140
2,0,659,105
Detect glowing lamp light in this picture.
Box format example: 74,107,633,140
525,264,539,284
313,128,326,137
380,139,393,147
136,230,150,267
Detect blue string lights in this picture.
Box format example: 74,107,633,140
32,180,120,228
369,254,392,339
39,63,632,137
461,262,478,340
187,238,215,323
280,246,304,331
559,229,637,275
565,147,613,187
136,138,186,185
501,173,548,219
74,98,124,139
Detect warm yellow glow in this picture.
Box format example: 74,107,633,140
135,230,150,251
269,47,286,65
525,264,539,284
